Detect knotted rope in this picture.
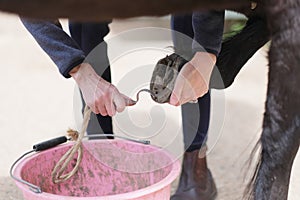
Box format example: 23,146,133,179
51,106,91,183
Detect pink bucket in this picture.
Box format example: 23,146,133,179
12,140,181,200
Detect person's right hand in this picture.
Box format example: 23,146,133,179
70,63,135,116
169,52,216,106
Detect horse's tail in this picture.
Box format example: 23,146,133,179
210,15,270,89
243,139,262,200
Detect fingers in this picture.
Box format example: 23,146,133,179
169,74,184,106
169,61,209,106
169,92,180,106
90,104,100,115
94,99,117,117
90,102,108,116
98,104,108,116
78,72,132,117
106,89,134,116
105,100,116,117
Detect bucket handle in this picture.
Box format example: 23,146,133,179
10,135,150,194
10,149,43,193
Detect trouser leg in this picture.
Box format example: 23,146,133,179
182,92,210,152
171,14,216,200
69,22,113,135
171,14,210,150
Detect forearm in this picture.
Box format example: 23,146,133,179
20,18,86,78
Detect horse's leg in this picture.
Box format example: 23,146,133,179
248,1,300,199
211,15,270,89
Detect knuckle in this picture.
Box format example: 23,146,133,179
91,107,99,114
100,111,107,116
95,97,103,105
109,111,116,117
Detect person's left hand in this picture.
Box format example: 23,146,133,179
169,52,216,106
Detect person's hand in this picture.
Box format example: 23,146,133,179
169,52,216,106
70,63,135,116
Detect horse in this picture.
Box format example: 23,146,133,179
1,0,299,199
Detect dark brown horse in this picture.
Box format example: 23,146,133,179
1,0,299,199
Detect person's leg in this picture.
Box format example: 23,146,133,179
171,14,217,200
182,93,210,152
69,22,82,47
69,22,113,136
171,14,194,59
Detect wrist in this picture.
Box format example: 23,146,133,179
70,62,95,84
69,65,81,76
192,52,216,64
192,52,216,70
191,52,216,83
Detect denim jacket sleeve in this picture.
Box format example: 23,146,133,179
21,18,85,78
192,10,225,57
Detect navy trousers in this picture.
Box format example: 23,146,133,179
171,14,210,152
69,22,113,135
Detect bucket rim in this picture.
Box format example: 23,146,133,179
13,140,181,199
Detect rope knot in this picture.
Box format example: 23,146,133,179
67,128,79,141
51,106,92,183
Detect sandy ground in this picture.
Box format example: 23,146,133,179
0,12,299,200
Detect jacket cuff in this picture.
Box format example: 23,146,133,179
60,57,85,78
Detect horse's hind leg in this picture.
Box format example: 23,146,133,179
253,97,300,200
248,1,300,199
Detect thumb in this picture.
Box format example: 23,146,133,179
122,95,136,106
113,93,126,113
114,94,136,113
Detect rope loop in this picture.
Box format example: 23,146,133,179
51,106,91,183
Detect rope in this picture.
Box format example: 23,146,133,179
51,106,91,183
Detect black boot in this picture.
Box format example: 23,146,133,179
171,150,217,200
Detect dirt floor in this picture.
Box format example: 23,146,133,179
0,13,299,200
